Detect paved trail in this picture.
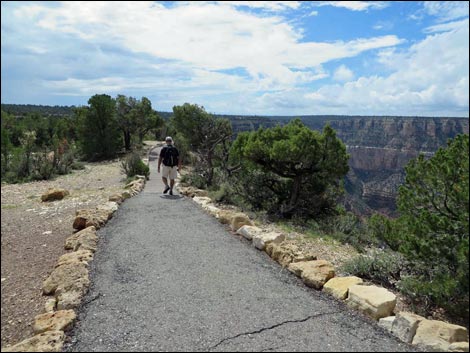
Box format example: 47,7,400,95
66,147,417,352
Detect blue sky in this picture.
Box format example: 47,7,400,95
1,1,469,116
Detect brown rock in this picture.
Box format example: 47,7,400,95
346,285,397,320
41,189,69,202
56,250,94,267
108,194,124,204
42,262,89,296
73,209,109,230
412,319,468,351
1,331,65,352
323,276,363,300
33,310,76,334
230,213,253,232
64,226,98,252
300,260,335,289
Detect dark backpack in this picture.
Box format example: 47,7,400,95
163,146,179,167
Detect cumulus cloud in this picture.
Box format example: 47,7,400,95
333,65,354,82
304,20,469,115
12,1,401,91
315,1,389,12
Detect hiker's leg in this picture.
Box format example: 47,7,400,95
162,177,168,186
170,178,175,189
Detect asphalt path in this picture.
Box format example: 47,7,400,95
66,147,418,352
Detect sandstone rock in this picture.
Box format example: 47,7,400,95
231,214,253,231
299,260,335,289
124,180,142,189
55,281,89,310
236,225,263,241
378,316,396,333
412,319,468,352
391,312,425,343
216,210,233,224
65,226,98,252
265,242,316,267
1,331,65,352
193,196,212,206
346,285,397,320
97,201,119,216
41,189,69,202
108,194,124,204
121,190,132,199
56,250,94,267
73,209,109,230
44,298,57,313
323,276,363,300
42,262,89,296
33,310,76,334
203,205,220,216
252,232,285,251
448,342,470,352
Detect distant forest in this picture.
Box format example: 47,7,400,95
3,103,467,121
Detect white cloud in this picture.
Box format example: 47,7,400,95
423,1,469,22
13,1,401,91
212,1,301,11
333,65,354,82
424,18,469,33
315,1,388,12
303,21,469,115
309,10,318,16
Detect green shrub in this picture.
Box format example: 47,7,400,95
340,249,408,289
121,152,150,178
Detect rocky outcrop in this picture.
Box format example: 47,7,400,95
412,319,469,352
64,226,98,253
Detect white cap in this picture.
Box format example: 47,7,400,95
165,136,173,142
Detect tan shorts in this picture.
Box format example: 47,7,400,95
161,165,178,180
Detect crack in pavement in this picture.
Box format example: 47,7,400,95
207,311,341,351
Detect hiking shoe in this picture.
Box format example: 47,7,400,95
169,188,173,195
163,185,170,194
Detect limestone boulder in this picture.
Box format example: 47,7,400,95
65,226,98,252
252,232,286,251
1,331,65,352
121,190,132,200
33,310,76,334
97,201,119,216
56,250,94,267
231,213,253,231
299,260,335,289
193,196,212,206
448,342,470,352
378,316,396,333
55,280,89,310
236,225,263,241
42,262,89,296
73,209,109,230
346,285,397,320
44,298,57,313
216,210,234,224
108,194,124,204
265,242,316,267
323,276,363,300
41,189,69,202
391,311,425,343
203,205,220,216
412,319,468,352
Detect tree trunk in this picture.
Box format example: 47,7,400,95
282,174,303,217
207,150,214,186
124,131,131,151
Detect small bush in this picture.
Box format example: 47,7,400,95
340,249,408,289
121,152,150,178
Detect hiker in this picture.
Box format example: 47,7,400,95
158,136,181,195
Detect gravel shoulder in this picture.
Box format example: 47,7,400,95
1,143,156,348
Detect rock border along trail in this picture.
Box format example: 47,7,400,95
64,146,417,352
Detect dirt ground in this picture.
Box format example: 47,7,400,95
1,143,157,348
